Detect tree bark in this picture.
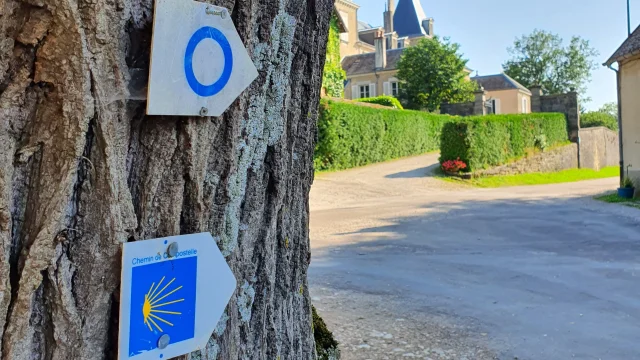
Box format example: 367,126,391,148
0,0,331,358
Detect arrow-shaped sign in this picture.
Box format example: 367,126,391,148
118,233,236,360
146,0,258,116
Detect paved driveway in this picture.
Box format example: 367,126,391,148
309,153,640,360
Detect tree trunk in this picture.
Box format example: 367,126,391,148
0,0,331,357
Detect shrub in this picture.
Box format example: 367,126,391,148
313,306,340,360
622,176,635,189
315,99,455,171
581,111,618,131
357,95,404,109
534,134,548,151
440,113,568,171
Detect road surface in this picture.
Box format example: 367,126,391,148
309,153,640,360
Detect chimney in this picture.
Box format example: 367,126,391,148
422,18,434,37
386,32,398,50
384,0,395,33
374,30,387,69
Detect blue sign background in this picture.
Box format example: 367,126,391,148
128,256,197,357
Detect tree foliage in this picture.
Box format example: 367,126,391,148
597,102,618,119
397,37,476,111
581,111,618,131
503,29,599,101
322,15,347,98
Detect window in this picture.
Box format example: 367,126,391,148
386,37,392,50
490,99,501,114
391,82,399,97
360,85,370,98
522,97,528,113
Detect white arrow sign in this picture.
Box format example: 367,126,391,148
146,1,258,116
118,233,236,360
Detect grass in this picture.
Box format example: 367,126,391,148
441,166,619,188
595,193,640,209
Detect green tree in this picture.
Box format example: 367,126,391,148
503,29,599,101
598,102,618,119
581,111,618,131
322,15,347,97
397,37,476,111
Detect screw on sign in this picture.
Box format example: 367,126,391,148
118,233,236,360
146,1,258,116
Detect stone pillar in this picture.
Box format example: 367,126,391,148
530,85,543,113
474,87,487,115
567,91,580,141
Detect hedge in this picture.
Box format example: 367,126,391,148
440,113,569,172
581,111,618,131
357,95,404,109
315,99,455,171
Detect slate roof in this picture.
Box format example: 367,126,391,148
358,21,373,32
393,0,428,38
471,73,531,94
358,28,380,47
605,25,640,66
341,48,406,76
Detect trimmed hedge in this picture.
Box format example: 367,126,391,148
357,96,404,109
581,111,618,131
315,99,455,171
440,113,569,171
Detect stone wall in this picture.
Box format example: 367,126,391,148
471,127,620,177
474,144,578,176
440,102,474,116
578,127,620,171
533,90,580,142
440,89,487,116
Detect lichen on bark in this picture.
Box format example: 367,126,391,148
0,0,333,358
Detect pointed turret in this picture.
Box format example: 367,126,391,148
393,0,432,38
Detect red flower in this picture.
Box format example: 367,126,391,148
441,158,467,173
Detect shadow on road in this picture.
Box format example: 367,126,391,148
311,195,640,360
384,162,441,179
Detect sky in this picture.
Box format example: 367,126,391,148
356,0,638,111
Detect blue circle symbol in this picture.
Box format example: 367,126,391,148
184,26,233,97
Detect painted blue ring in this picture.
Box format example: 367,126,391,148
184,26,233,97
